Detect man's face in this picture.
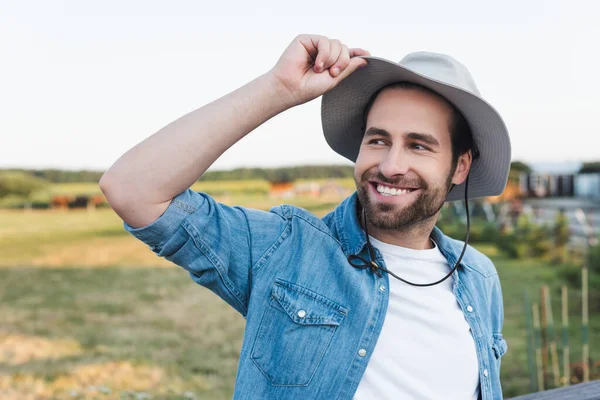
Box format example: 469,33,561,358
354,87,466,230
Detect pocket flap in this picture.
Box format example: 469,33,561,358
492,333,508,359
272,280,348,326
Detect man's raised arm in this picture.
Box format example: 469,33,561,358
99,34,369,228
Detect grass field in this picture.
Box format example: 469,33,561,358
1,192,598,399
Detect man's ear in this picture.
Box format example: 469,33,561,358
451,150,473,185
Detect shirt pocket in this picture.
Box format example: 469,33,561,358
492,333,508,359
250,279,348,386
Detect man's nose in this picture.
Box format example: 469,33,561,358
379,147,410,178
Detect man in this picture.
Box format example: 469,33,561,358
100,34,510,400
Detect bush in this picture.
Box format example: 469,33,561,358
0,171,49,198
479,222,500,243
588,239,600,274
497,232,519,258
553,209,570,262
437,221,465,240
497,214,553,259
557,258,600,313
441,208,562,260
557,263,582,287
436,219,501,245
528,224,553,258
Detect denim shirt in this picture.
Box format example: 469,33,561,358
124,189,508,400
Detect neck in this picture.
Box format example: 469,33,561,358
364,213,440,250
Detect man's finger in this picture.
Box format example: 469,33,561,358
333,57,368,83
330,44,351,77
314,38,331,72
349,48,371,58
323,39,342,72
297,34,320,59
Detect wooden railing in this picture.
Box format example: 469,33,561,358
509,380,600,399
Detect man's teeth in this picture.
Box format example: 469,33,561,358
377,184,413,196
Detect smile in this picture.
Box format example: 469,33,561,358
374,183,417,197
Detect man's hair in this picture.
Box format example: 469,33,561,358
361,82,479,168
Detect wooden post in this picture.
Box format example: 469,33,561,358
525,291,537,392
540,286,548,383
582,265,589,382
543,285,561,387
533,302,545,391
574,207,595,384
562,285,570,386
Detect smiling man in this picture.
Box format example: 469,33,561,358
101,34,511,400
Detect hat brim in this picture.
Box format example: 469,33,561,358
321,56,511,201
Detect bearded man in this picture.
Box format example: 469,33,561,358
101,34,511,400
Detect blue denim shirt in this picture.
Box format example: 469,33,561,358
124,189,508,400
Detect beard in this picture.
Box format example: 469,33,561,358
355,168,455,230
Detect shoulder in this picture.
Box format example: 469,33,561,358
462,244,498,278
270,203,340,243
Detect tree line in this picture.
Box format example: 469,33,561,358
0,165,356,185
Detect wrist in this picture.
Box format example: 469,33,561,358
262,70,299,112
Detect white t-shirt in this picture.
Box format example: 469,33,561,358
353,237,480,400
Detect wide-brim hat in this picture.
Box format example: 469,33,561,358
321,53,511,201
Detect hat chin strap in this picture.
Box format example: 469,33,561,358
347,175,471,287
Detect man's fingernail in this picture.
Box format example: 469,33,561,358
332,67,340,76
319,62,324,70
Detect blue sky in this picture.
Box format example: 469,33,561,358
1,0,599,171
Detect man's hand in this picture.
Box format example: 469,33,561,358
268,34,370,109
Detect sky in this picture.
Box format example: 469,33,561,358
1,0,599,172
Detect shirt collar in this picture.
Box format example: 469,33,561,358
333,192,369,257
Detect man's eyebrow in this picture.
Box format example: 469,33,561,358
365,127,440,147
406,132,440,147
364,127,391,138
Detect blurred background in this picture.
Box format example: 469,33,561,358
1,0,599,399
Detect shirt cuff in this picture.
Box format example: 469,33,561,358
123,189,205,250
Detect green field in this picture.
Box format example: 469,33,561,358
0,191,598,399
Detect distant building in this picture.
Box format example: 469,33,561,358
575,173,600,199
517,162,581,199
522,173,575,198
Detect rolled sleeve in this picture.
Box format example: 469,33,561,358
123,188,205,252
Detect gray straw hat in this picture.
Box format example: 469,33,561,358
321,53,511,201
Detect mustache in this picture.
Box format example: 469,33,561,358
360,170,426,188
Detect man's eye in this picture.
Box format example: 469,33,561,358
369,139,386,145
411,143,429,151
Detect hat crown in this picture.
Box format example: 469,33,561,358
399,52,481,96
